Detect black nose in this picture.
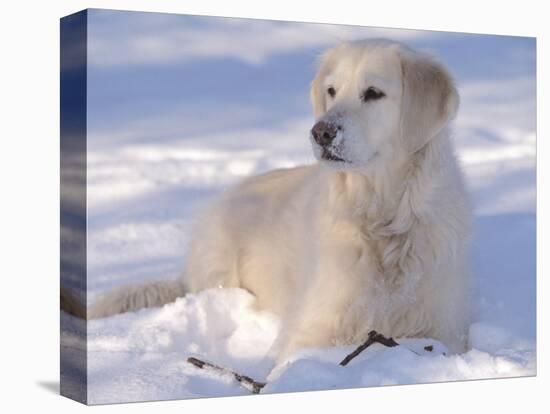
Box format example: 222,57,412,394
311,121,338,146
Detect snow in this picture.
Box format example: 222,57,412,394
66,9,536,404
83,289,279,403
79,284,535,404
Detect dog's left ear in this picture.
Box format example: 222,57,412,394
400,52,459,153
309,63,327,119
310,72,326,119
310,48,339,119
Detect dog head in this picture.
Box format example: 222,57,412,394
310,39,459,171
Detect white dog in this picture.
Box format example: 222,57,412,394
89,39,472,359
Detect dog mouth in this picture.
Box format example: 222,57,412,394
321,147,346,162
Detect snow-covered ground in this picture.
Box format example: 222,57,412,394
64,9,537,404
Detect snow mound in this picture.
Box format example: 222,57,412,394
85,288,535,404
86,288,278,404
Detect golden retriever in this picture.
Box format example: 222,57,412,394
88,39,472,360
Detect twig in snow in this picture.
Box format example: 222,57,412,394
339,330,399,366
187,357,266,394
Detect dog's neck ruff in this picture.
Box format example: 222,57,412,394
325,149,424,230
321,130,451,303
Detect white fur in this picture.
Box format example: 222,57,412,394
90,39,472,360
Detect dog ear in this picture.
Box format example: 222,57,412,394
310,48,339,119
400,52,459,153
310,68,327,119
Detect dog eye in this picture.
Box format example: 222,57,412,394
327,87,336,98
361,87,386,102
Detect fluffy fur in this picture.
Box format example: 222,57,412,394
89,39,472,360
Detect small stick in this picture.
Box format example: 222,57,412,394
339,330,399,366
187,357,267,394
